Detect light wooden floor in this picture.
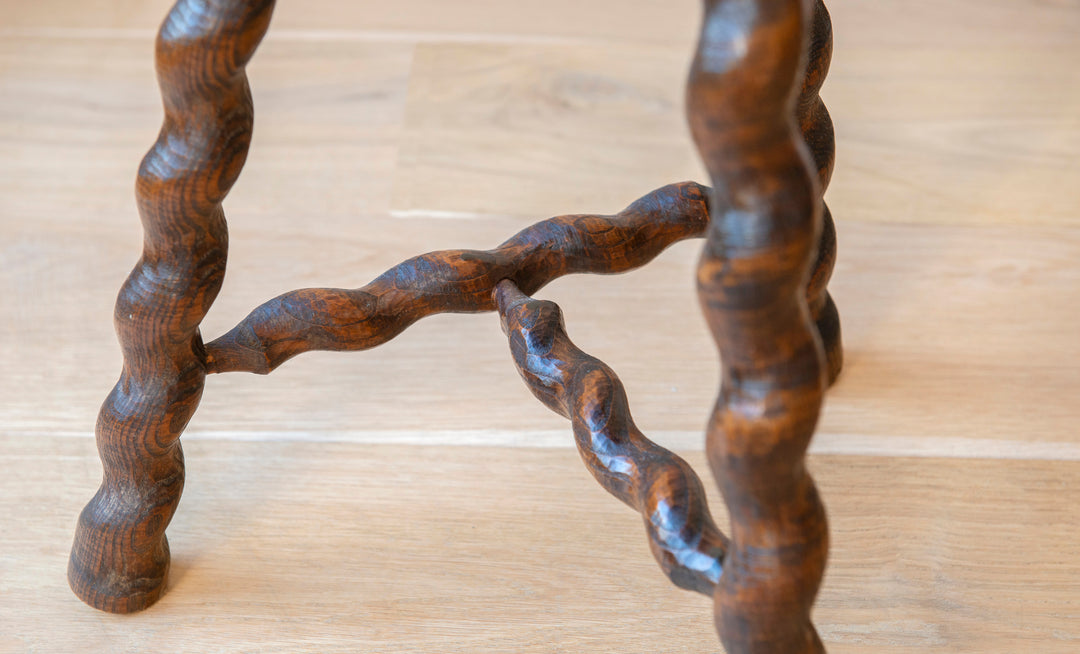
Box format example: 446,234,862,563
2,1,1079,652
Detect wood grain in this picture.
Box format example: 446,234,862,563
0,0,701,45
4,435,1079,653
688,0,828,650
390,12,1080,227
391,40,707,220
204,183,710,375
495,280,727,595
5,0,1080,48
802,0,842,384
67,0,276,613
2,0,1079,650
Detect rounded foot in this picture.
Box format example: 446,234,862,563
68,496,171,614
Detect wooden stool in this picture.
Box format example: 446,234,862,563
68,1,842,651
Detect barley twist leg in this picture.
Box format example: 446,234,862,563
68,0,275,613
494,280,727,595
688,0,829,652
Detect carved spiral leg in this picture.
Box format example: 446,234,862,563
68,0,275,613
688,1,829,652
495,280,728,596
801,0,842,384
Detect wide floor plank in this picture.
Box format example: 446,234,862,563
395,40,1080,227
6,206,1079,449
5,0,1079,49
1,435,1077,653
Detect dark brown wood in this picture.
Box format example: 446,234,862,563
688,0,830,652
71,0,843,646
494,280,728,595
802,0,843,385
68,0,276,613
203,182,710,375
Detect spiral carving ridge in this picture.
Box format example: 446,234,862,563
688,0,830,652
203,182,710,375
801,0,843,384
495,280,728,595
68,0,275,613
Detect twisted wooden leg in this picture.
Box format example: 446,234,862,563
802,0,843,384
495,280,728,596
688,0,829,652
68,0,275,613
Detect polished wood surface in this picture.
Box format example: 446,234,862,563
69,3,844,646
2,0,1079,651
67,0,276,613
801,0,842,385
73,0,839,645
206,182,711,375
496,279,727,596
689,1,829,650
